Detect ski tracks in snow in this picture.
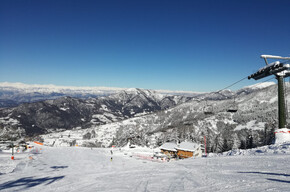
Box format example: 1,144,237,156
1,146,290,191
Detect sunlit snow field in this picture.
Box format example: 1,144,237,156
1,144,290,192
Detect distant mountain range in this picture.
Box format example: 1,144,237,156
0,82,201,108
1,81,286,153
43,81,282,151
0,87,193,140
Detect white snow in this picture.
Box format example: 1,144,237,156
270,97,277,103
0,82,125,94
275,128,290,144
91,114,111,123
0,82,201,97
101,105,108,111
175,141,201,152
1,143,290,191
0,117,20,126
160,142,177,152
234,120,265,131
59,107,69,111
242,82,275,90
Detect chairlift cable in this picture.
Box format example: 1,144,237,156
201,74,277,114
215,75,275,95
202,76,248,114
215,77,248,94
261,76,276,83
208,75,274,113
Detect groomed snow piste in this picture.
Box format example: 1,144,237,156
1,143,290,192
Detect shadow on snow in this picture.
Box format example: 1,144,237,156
50,166,69,170
238,171,290,184
0,176,65,190
238,171,290,177
267,178,290,184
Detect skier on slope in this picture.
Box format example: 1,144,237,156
110,150,113,161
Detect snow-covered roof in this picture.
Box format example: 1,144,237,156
160,142,177,152
175,141,201,152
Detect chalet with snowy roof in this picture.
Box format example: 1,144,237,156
160,142,177,157
175,141,204,159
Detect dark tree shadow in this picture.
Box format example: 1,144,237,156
0,176,65,190
238,171,290,184
238,171,290,177
50,166,68,170
267,178,290,183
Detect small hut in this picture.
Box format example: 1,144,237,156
160,142,177,157
175,141,204,159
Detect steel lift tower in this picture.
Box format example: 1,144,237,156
248,55,290,143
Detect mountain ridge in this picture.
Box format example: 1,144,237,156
0,81,282,153
0,82,202,108
40,82,287,151
0,87,194,140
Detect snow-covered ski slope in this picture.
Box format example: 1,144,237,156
1,143,290,192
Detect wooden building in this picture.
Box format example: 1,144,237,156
160,142,177,157
175,141,204,159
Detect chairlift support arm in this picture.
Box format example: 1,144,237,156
248,55,290,128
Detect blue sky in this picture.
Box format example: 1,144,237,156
1,0,290,92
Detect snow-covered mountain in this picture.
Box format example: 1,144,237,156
0,82,125,108
1,81,286,153
0,88,193,140
0,82,201,108
40,82,286,151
